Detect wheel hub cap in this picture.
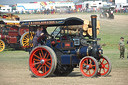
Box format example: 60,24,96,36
86,65,90,70
40,59,45,64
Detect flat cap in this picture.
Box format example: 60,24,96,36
120,37,124,39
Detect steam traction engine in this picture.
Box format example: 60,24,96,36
21,15,111,77
0,20,34,52
100,7,114,19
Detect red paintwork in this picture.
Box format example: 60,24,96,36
29,47,52,77
57,40,60,43
10,26,19,31
0,35,7,39
19,26,29,36
51,41,55,45
65,43,70,47
7,37,17,43
8,31,18,36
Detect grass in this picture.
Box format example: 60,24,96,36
114,13,128,15
76,12,128,15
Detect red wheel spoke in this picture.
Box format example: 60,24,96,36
83,67,86,69
104,63,108,66
41,50,44,57
42,66,44,73
86,59,88,65
34,54,41,59
103,68,106,73
47,62,51,65
101,59,105,64
38,66,42,71
45,65,46,73
36,64,41,70
46,59,51,62
39,52,42,58
91,65,96,67
84,63,87,66
33,59,40,62
45,63,50,68
104,67,109,70
86,70,88,73
89,70,91,75
45,53,50,59
44,52,47,58
33,62,40,65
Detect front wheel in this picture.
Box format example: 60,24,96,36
79,56,99,77
98,56,112,77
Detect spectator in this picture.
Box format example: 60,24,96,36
118,37,125,59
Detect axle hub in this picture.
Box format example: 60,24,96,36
86,65,90,70
40,59,45,64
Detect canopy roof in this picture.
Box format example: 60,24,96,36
0,17,84,27
20,17,84,26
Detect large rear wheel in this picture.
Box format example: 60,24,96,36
0,40,5,52
98,56,112,77
79,56,99,77
29,46,57,77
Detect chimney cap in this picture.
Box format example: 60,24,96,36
91,15,97,18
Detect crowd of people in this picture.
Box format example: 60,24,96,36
78,7,128,13
13,7,128,14
14,8,77,14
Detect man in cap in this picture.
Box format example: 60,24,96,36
118,37,125,59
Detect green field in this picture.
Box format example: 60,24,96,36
0,13,128,85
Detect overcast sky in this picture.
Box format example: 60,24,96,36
0,0,78,5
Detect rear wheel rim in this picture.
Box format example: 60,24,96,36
29,47,52,77
80,57,97,77
0,40,5,52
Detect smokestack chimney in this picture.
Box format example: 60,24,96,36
91,15,97,41
91,15,98,58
